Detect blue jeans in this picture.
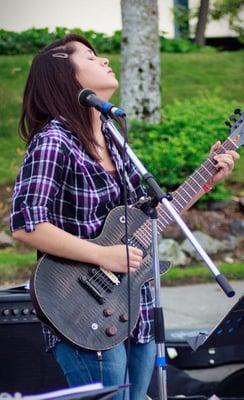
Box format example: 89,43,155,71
52,339,156,400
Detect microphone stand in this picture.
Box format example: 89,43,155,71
100,114,235,400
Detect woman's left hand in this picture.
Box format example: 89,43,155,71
210,141,240,185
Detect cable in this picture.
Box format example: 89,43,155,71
116,116,132,400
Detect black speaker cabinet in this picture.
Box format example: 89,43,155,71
0,289,67,394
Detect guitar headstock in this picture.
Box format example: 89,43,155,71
226,108,244,148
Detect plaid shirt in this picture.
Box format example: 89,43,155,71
10,119,155,350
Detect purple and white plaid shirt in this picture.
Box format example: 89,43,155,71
10,119,155,350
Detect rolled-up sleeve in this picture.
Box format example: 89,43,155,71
10,137,66,233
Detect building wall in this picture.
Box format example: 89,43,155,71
0,0,240,38
189,0,241,38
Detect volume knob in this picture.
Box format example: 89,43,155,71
119,313,128,322
103,308,114,317
105,326,118,337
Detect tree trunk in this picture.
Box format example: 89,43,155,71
120,0,160,123
195,0,210,46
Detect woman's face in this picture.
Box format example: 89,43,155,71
70,41,119,100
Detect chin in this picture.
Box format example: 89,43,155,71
99,84,119,100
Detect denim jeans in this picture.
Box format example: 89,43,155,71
52,339,156,400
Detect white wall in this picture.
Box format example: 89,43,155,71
0,0,240,38
0,0,122,34
189,0,242,38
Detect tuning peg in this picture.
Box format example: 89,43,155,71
229,115,237,122
234,108,241,115
225,120,232,127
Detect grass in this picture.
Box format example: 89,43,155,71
161,51,244,105
0,248,36,285
162,262,244,285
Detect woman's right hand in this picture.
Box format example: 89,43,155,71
96,244,143,273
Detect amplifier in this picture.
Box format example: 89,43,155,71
0,290,38,324
0,288,67,395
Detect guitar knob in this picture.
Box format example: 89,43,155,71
229,115,237,122
234,108,241,115
225,120,231,127
103,308,114,317
105,326,117,337
119,313,129,322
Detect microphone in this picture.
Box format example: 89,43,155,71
78,88,126,118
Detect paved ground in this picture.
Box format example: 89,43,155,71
161,280,243,329
160,280,244,382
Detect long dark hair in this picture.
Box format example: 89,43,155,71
19,34,100,158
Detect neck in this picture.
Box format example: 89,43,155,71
92,109,105,144
90,89,116,141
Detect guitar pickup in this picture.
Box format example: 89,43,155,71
78,275,105,304
121,235,147,258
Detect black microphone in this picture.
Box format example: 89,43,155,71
78,88,126,118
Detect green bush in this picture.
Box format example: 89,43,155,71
130,96,239,203
160,36,200,53
0,27,204,55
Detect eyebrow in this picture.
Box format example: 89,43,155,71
86,49,95,56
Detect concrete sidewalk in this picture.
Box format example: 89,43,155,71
161,280,244,330
160,280,244,382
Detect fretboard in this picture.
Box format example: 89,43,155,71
133,137,238,246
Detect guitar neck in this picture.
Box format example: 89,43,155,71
134,137,238,244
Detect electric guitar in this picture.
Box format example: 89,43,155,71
30,109,244,350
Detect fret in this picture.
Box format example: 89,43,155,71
139,223,151,238
189,175,202,190
179,185,192,200
226,137,238,149
183,181,197,195
195,169,208,183
175,190,188,205
159,209,173,224
200,164,212,179
204,160,217,174
206,157,216,167
158,213,171,227
172,195,183,211
157,220,167,230
135,226,151,246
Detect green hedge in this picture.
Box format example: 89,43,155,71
130,96,239,203
0,27,201,55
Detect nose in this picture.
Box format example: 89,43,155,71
100,57,109,66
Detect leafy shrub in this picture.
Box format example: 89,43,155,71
0,27,204,55
129,96,239,204
160,36,200,53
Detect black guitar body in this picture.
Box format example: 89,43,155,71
30,206,169,351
